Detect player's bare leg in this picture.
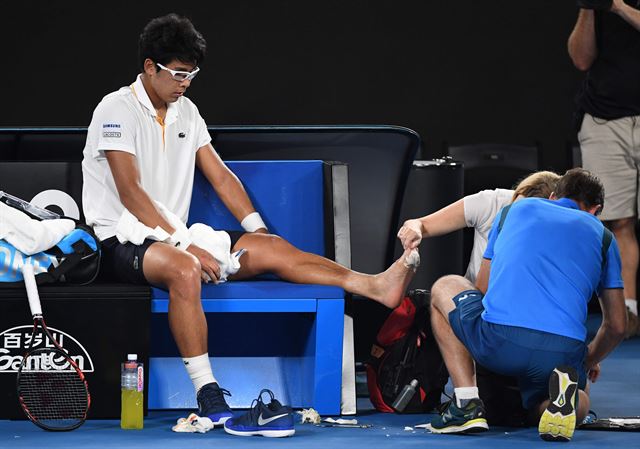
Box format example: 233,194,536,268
230,233,419,308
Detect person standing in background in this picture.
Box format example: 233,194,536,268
569,0,640,338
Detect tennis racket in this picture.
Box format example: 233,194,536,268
17,264,90,431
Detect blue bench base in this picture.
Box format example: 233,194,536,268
148,281,345,415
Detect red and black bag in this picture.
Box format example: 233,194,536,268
366,289,448,413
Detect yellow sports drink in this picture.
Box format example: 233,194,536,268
121,389,143,429
121,354,143,429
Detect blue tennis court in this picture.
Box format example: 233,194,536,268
1,315,638,449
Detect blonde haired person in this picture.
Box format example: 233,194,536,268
397,171,560,283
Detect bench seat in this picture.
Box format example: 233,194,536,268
147,160,347,415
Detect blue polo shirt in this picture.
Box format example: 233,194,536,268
482,197,623,342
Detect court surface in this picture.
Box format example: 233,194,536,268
0,314,638,449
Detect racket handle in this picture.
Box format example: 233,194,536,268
22,264,43,317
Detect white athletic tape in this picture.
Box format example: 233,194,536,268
297,408,321,424
240,212,267,232
31,190,80,220
22,264,43,317
403,249,420,271
171,413,213,433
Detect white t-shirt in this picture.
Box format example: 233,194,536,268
463,188,513,283
82,75,212,240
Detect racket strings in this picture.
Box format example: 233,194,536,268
19,370,88,425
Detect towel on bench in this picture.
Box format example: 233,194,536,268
0,202,75,255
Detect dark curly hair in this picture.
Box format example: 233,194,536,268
138,13,206,70
554,168,605,210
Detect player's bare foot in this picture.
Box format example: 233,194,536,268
370,248,419,308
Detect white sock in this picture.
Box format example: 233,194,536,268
454,386,479,408
625,299,637,316
182,354,216,393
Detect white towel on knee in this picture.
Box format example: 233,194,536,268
188,223,242,283
115,202,242,283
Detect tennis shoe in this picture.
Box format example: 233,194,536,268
538,365,578,442
196,382,234,426
224,389,294,437
426,397,488,434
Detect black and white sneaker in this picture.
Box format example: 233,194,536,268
224,389,295,437
426,397,488,434
197,382,234,427
539,366,578,442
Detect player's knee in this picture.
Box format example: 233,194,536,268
263,233,285,248
431,275,459,299
431,275,472,310
259,233,295,257
168,253,201,288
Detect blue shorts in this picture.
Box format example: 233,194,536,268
448,290,588,410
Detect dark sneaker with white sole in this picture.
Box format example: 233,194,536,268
224,389,295,437
539,365,578,442
426,397,488,434
197,382,234,427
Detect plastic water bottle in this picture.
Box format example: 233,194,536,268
121,354,143,429
391,379,419,412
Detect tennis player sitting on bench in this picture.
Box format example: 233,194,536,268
81,13,418,426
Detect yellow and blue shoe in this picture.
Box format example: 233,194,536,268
539,365,578,442
426,397,488,434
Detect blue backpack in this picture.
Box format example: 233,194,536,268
0,193,100,286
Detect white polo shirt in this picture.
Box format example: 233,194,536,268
82,74,212,240
463,188,513,283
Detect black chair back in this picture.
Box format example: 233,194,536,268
447,143,540,196
211,126,419,274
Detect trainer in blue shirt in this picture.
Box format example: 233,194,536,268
425,168,626,442
482,196,622,342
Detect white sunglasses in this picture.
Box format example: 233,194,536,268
156,63,200,81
